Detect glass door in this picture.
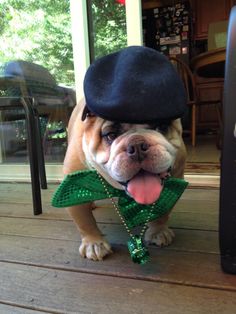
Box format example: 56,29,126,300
87,0,127,61
0,0,75,181
0,0,142,182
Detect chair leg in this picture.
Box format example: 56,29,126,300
191,104,196,147
21,98,42,215
34,112,47,189
215,103,223,129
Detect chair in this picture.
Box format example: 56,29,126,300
0,60,76,215
169,56,198,146
169,56,222,147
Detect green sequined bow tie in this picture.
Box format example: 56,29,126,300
52,170,188,228
52,170,188,264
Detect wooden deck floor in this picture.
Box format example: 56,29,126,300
0,182,236,314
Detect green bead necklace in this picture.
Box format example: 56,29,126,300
96,170,154,264
52,169,188,264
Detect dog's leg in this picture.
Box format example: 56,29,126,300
66,204,112,261
144,214,175,247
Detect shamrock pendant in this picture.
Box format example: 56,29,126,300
127,235,150,265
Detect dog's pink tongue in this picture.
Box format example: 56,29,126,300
127,172,163,205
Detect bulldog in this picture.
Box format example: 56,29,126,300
63,46,187,261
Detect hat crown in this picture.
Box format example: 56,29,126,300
84,46,187,123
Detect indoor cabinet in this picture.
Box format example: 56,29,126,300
194,0,234,40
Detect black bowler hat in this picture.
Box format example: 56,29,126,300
83,46,187,123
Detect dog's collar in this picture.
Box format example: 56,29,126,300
52,170,188,264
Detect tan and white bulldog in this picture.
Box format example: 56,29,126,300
63,101,186,261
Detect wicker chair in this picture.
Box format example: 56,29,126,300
169,56,222,147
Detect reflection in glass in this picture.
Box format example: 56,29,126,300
0,0,75,165
87,0,127,60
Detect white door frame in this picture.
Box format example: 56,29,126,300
125,0,143,46
70,0,90,102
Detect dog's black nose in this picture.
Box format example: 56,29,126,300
127,141,149,162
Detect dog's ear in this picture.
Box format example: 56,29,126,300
81,105,95,121
81,105,90,121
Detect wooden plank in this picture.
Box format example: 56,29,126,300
169,210,218,230
0,183,219,204
0,303,49,314
0,203,69,220
0,183,219,230
178,187,219,201
1,262,236,314
0,183,55,204
0,235,232,290
0,201,219,231
0,191,219,231
0,217,219,253
2,182,233,314
0,197,218,218
93,204,219,231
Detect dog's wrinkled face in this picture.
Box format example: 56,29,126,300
82,116,184,205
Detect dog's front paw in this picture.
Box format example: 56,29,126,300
79,236,112,261
145,225,175,247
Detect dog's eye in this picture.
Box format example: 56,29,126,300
102,132,117,144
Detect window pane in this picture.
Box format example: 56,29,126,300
0,0,75,164
88,0,127,60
